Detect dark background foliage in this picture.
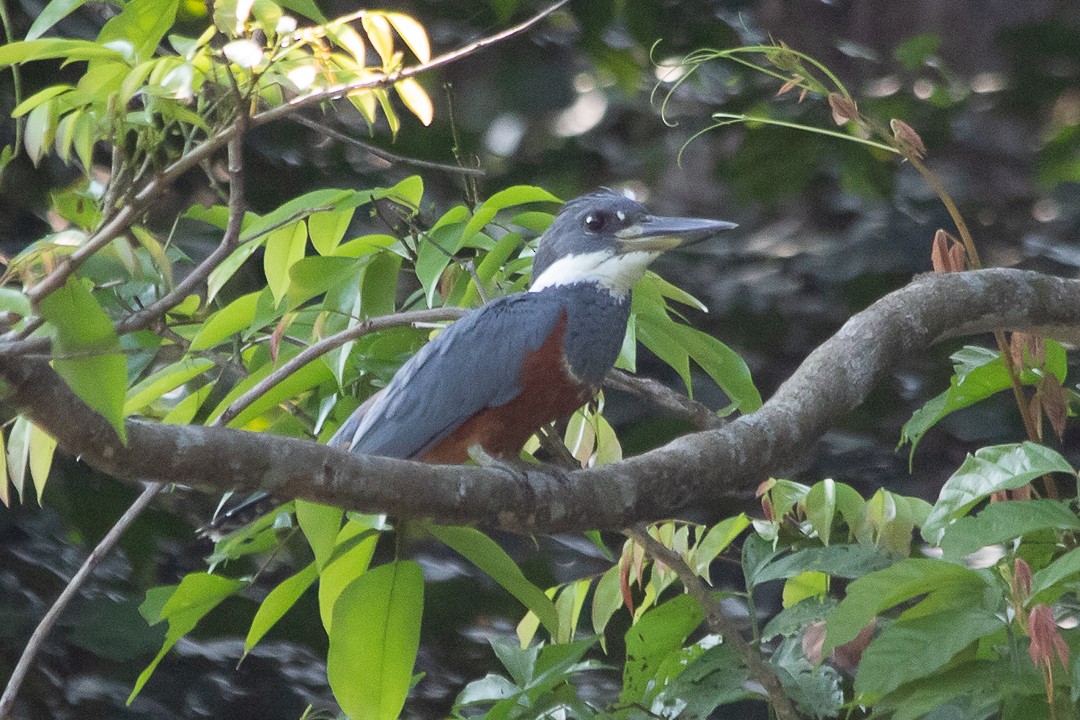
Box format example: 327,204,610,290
2,0,1080,717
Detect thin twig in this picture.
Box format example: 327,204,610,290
214,306,466,426
293,115,484,176
605,369,727,430
117,116,249,335
624,525,801,720
0,482,163,718
20,0,567,309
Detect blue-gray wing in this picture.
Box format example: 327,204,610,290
329,292,566,459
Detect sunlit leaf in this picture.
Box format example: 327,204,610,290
327,561,423,720
386,13,430,63
319,516,381,631
296,500,343,570
264,221,308,305
7,417,31,503
428,524,559,637
189,291,261,351
921,442,1075,544
244,562,318,655
395,78,433,126
129,573,246,702
28,423,58,506
124,358,215,414
361,13,394,67
39,277,127,442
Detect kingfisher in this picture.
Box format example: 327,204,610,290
329,189,735,462
205,190,733,533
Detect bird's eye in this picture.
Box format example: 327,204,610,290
584,214,605,232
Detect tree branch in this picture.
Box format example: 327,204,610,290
604,369,727,430
0,269,1077,533
18,0,567,309
116,119,248,335
214,306,466,426
625,525,801,720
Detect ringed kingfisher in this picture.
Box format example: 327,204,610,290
329,189,735,463
207,190,733,532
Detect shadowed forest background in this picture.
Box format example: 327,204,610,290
2,0,1080,718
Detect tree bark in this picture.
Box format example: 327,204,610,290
1,268,1077,532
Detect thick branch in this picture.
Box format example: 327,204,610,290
1,269,1078,532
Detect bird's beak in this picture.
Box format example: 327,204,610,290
614,215,737,253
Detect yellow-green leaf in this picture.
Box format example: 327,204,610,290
395,77,433,126
361,13,394,67
28,423,58,506
385,12,429,63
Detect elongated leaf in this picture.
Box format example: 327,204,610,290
939,499,1080,561
207,239,266,303
621,594,705,705
385,12,430,62
124,358,215,414
0,430,7,507
129,573,246,702
189,290,262,351
295,500,343,569
395,78,433,125
1031,547,1080,601
461,186,561,245
28,0,91,40
428,524,559,637
207,354,334,428
98,0,179,62
39,277,127,442
823,558,986,654
264,221,307,305
692,514,750,578
921,442,1075,544
361,13,394,66
753,544,891,586
855,604,1003,702
244,562,318,655
28,424,58,506
0,39,125,66
309,207,355,255
11,84,73,117
319,516,381,631
667,322,761,412
7,416,31,503
591,564,623,649
327,561,423,720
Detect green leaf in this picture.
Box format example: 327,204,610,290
753,544,891,586
28,424,57,506
823,558,987,654
206,239,266,304
39,277,127,442
24,100,57,166
295,500,343,569
0,429,8,507
553,579,590,643
309,207,355,255
189,291,261,351
921,442,1076,544
11,84,73,117
264,221,307,305
692,513,750,578
385,12,430,63
636,312,691,391
667,322,761,412
461,186,562,245
1030,546,1080,602
98,0,179,63
124,358,214,414
244,562,318,655
395,78,433,126
0,39,124,66
855,604,1003,702
939,499,1080,561
621,594,705,705
319,516,381,631
276,0,325,21
327,561,423,720
129,573,246,702
26,0,89,40
653,642,751,718
7,416,32,503
591,564,623,649
640,271,707,312
428,524,559,637
207,353,334,428
899,345,1063,462
873,657,1041,720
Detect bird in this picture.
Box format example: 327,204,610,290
205,189,734,532
329,189,735,463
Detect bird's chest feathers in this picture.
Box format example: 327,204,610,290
539,285,631,390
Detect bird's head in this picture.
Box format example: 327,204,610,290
529,189,736,297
